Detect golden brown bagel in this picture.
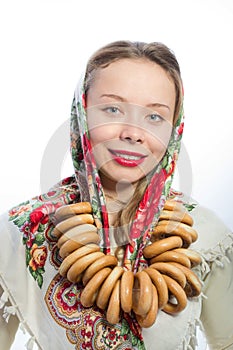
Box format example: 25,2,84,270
96,266,124,310
55,202,92,221
150,250,191,268
59,232,100,258
173,248,202,267
132,271,153,316
150,262,186,288
106,280,121,324
159,210,193,226
169,262,202,297
152,221,196,247
157,220,198,242
120,270,134,313
81,267,112,307
143,236,183,259
163,200,184,212
162,275,187,314
59,243,100,276
82,255,118,286
136,284,158,328
144,267,168,309
67,251,104,283
54,215,95,239
57,223,97,248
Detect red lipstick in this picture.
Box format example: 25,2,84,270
109,149,146,167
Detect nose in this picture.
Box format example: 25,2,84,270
120,124,145,144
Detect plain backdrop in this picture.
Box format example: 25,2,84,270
0,0,232,348
1,0,233,232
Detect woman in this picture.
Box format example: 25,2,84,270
0,41,232,350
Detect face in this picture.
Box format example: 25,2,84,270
86,59,176,191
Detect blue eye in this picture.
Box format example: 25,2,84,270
147,113,163,122
103,106,121,114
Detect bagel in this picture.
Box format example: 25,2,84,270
67,251,104,283
59,243,100,276
157,220,198,242
159,210,193,226
96,266,124,310
169,262,202,297
152,221,192,248
57,223,97,248
59,232,100,258
136,284,158,328
106,280,121,324
162,275,187,314
150,262,186,288
143,236,183,259
54,215,95,239
144,267,168,309
82,255,118,286
150,250,191,268
80,267,112,307
120,270,134,313
163,200,184,212
132,271,153,316
55,202,92,221
173,248,202,267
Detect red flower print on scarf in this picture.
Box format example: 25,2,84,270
130,170,166,241
178,122,184,136
82,134,95,174
82,93,87,109
29,203,60,233
165,151,178,178
21,222,35,248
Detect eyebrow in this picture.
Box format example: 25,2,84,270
100,94,170,111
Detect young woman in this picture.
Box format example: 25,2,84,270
0,41,232,350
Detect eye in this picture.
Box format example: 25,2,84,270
146,113,164,123
102,106,121,115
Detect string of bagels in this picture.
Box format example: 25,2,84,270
53,199,202,328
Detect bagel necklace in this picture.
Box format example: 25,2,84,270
54,199,202,328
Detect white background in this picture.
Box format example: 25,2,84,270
0,0,232,348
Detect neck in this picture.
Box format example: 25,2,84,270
100,172,135,204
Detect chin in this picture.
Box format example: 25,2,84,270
101,168,150,186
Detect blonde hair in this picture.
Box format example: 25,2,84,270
84,40,183,245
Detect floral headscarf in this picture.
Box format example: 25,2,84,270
71,73,184,272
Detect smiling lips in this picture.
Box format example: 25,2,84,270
109,149,147,167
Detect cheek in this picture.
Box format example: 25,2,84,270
148,128,172,155
89,125,116,147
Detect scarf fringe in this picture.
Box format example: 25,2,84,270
0,286,16,323
26,336,37,350
181,318,205,350
0,289,9,309
0,273,40,349
3,304,17,322
196,233,233,281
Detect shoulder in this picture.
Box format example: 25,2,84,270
169,190,231,251
190,204,232,252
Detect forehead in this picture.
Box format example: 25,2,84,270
87,58,176,108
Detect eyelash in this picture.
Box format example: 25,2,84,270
147,113,164,123
101,106,164,123
102,106,122,114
